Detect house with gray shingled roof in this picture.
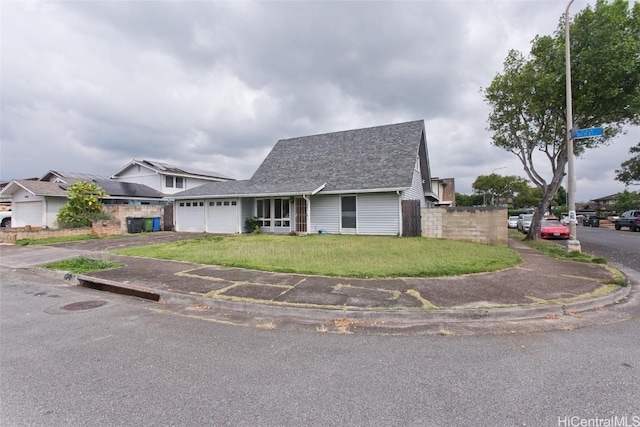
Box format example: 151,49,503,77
172,120,438,235
110,159,233,195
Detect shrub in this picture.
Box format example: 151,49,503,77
57,181,111,228
244,217,261,233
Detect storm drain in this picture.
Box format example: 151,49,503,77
62,300,108,311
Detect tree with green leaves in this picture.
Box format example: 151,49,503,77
615,142,640,186
612,190,640,213
483,0,640,240
554,186,567,207
57,181,109,228
513,186,544,210
472,174,529,206
455,192,484,207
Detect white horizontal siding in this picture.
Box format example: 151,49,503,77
357,193,400,235
402,157,427,207
112,169,160,191
310,195,340,234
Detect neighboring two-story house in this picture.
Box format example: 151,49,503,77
110,160,233,195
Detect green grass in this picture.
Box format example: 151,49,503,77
113,234,521,278
42,256,122,274
16,234,99,246
509,231,607,264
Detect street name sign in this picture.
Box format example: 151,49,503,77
573,127,603,139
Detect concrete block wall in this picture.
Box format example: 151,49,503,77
421,206,508,246
422,207,444,238
102,205,166,232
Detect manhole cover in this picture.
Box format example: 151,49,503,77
61,300,108,311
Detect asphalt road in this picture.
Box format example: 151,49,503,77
573,225,639,271
2,267,639,427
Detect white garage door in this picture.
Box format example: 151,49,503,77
206,199,238,233
175,200,205,232
13,201,43,228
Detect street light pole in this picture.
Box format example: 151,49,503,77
565,0,581,253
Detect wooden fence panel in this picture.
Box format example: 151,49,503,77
402,200,421,237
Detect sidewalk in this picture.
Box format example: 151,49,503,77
0,233,635,333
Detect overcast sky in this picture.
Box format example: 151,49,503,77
1,0,638,202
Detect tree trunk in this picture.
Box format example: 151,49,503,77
525,161,567,241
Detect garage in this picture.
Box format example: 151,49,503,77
13,201,43,228
175,200,205,232
206,199,239,233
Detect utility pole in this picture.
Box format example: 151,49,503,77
565,0,581,253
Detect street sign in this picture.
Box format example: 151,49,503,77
573,127,603,139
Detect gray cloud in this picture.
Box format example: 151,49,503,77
1,0,637,201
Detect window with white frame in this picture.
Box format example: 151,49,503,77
256,199,271,227
341,196,356,229
274,198,290,227
165,176,185,189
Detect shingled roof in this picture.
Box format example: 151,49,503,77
174,120,429,198
2,180,69,197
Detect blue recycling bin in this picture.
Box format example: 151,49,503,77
152,216,161,232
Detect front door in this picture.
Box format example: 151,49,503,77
295,197,307,233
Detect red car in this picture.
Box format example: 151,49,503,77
540,220,570,239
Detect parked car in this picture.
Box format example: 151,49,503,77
517,214,533,233
614,210,640,232
508,216,519,228
582,215,602,227
540,220,570,240
559,213,569,225
0,210,11,228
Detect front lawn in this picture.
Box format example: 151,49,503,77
113,234,521,278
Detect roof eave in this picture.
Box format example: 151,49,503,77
172,190,316,200
319,187,408,195
102,195,165,200
110,159,143,178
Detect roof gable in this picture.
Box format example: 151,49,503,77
0,180,68,197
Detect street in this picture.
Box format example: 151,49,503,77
2,267,639,426
572,225,639,271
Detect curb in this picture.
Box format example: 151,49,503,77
33,267,634,326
